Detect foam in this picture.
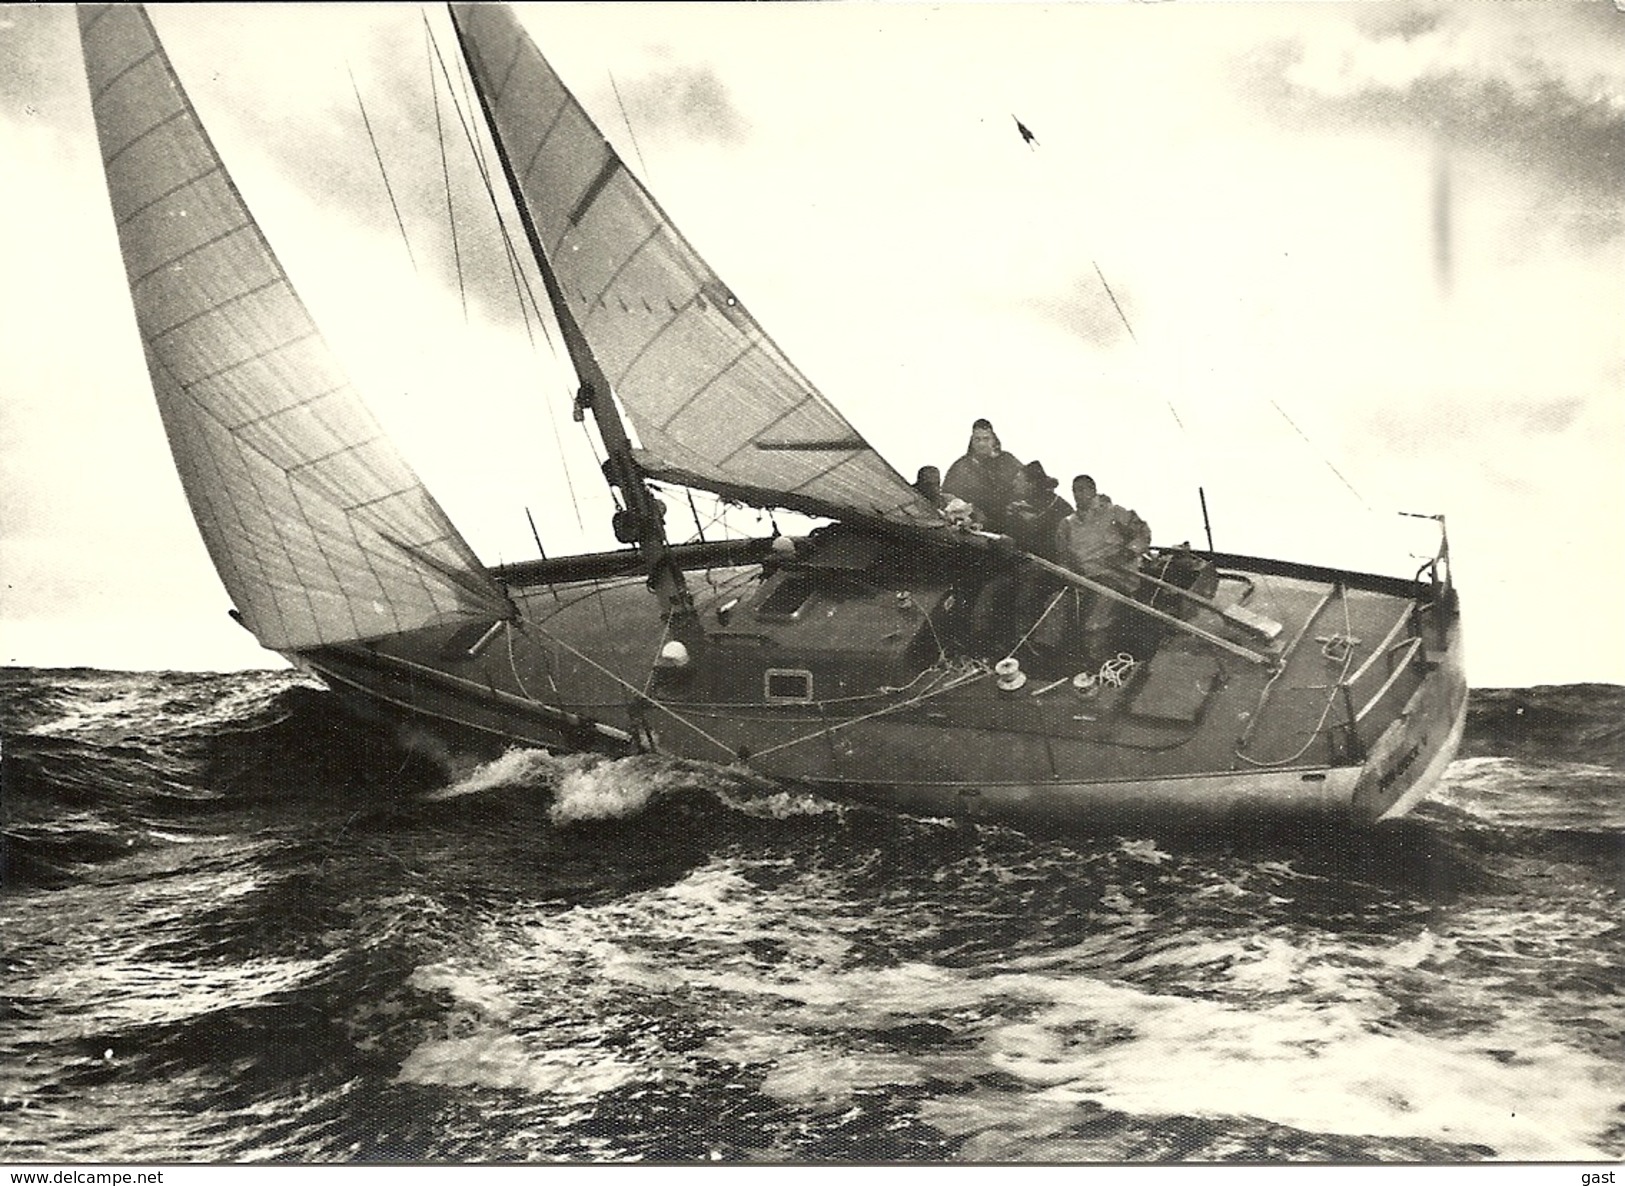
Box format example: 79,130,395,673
550,757,665,822
405,854,1619,1159
423,747,560,801
395,1029,640,1097
397,959,641,1097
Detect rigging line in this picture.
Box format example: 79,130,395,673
642,616,672,697
1093,257,1186,435
685,488,707,543
745,662,991,761
1024,133,1187,443
347,66,416,274
607,69,653,184
1005,589,1068,661
841,570,950,664
523,507,562,604
426,23,468,322
673,489,728,542
422,13,589,535
1093,260,1137,345
513,618,736,759
426,13,551,350
504,621,538,702
1266,398,1374,512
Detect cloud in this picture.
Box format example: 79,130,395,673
0,6,65,114
613,62,751,148
1244,5,1625,234
141,14,747,341
140,8,545,329
1023,271,1138,350
1359,393,1589,460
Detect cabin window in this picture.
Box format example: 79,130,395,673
757,575,816,618
764,668,814,703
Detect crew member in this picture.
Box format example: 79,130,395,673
916,464,981,528
942,418,1023,533
1056,474,1152,662
1003,460,1072,561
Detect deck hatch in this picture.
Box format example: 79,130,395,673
1127,649,1222,724
757,575,816,618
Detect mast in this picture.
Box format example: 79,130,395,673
445,9,695,627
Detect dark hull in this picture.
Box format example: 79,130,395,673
294,539,1467,828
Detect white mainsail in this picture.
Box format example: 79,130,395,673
79,5,510,652
448,4,946,535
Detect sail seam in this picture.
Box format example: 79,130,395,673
87,3,501,649
226,383,350,431
785,455,862,498
164,364,383,543
339,504,406,638
379,530,501,612
284,474,365,643
192,446,292,645
250,455,327,644
175,411,285,641
152,350,296,646
582,222,663,314
79,6,114,35
176,328,321,391
617,291,703,397
284,436,388,475
92,47,160,103
519,99,574,191
718,395,818,468
147,276,284,344
185,357,475,641
451,3,935,530
116,163,222,227
493,33,524,104
349,489,423,514
104,106,188,167
129,218,252,288
659,341,756,436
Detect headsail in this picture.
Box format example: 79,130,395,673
448,4,946,535
78,5,509,652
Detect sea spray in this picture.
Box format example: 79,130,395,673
418,743,840,824
422,747,562,801
551,757,665,822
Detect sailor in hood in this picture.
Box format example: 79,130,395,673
942,419,1024,533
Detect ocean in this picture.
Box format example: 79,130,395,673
1,668,1620,1163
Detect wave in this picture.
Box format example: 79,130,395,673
1464,684,1625,768
420,745,842,828
4,663,1619,1162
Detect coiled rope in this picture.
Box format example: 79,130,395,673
1071,652,1138,697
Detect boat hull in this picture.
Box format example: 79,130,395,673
291,541,1466,830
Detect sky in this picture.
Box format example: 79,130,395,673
1,2,1621,686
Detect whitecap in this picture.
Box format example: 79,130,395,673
422,747,560,801
395,1029,640,1097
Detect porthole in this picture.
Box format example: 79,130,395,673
764,668,814,703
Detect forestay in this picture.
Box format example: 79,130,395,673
449,4,946,535
78,5,509,652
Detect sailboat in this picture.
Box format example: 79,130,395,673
77,4,1467,828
